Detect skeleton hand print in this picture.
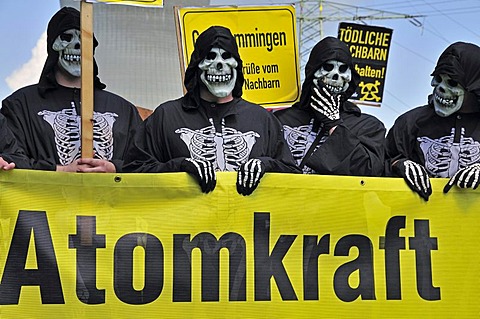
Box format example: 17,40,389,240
310,85,342,131
236,158,266,196
393,159,432,201
181,158,216,193
311,85,341,121
443,163,480,193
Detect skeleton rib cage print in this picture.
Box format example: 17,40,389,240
39,102,118,166
176,118,259,171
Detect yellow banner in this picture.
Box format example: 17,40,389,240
176,5,300,108
0,170,479,318
86,0,163,7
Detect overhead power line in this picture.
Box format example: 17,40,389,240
296,0,425,76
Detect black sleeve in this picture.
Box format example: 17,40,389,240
256,113,301,174
0,114,31,169
383,114,421,177
122,111,186,173
305,114,386,176
1,97,57,170
111,102,144,173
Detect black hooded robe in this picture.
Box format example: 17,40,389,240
123,26,299,174
1,7,142,172
274,36,386,176
385,42,480,178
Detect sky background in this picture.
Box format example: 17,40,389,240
1,0,480,130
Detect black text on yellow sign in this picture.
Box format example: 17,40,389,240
0,211,440,304
338,22,393,105
177,6,301,108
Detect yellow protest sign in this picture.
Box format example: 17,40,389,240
338,22,393,106
1,170,480,318
176,5,300,108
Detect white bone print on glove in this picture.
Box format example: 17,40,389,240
181,158,216,193
310,86,341,121
393,159,432,201
444,163,480,193
236,159,266,196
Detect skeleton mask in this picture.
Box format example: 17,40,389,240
313,60,351,95
431,74,465,117
199,47,237,98
52,29,81,77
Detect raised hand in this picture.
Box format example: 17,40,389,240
181,158,216,193
443,163,480,193
393,159,432,201
310,84,342,131
236,159,266,196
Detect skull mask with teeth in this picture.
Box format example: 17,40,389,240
38,7,105,97
313,60,352,95
53,28,81,77
431,74,465,117
199,47,238,98
296,37,360,110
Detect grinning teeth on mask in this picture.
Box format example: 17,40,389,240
199,47,238,98
63,54,81,63
206,73,232,83
313,78,344,94
315,78,344,94
62,48,81,63
434,93,457,108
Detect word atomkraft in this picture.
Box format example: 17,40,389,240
0,211,440,305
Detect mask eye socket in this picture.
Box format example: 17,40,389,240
322,63,334,72
433,75,442,83
206,51,217,60
339,64,348,73
221,51,232,59
447,79,458,87
60,33,73,42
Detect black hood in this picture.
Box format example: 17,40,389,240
296,36,360,109
431,41,480,104
183,26,244,107
38,6,105,97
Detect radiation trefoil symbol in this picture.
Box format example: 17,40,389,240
358,80,381,102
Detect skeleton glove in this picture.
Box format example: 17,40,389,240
236,159,266,196
181,158,216,193
443,163,480,193
393,159,432,201
310,85,342,131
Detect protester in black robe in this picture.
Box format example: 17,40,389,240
385,41,480,201
274,36,386,176
1,7,142,173
123,26,300,195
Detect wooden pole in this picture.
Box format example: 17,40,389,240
81,0,94,158
80,0,94,246
173,6,187,95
